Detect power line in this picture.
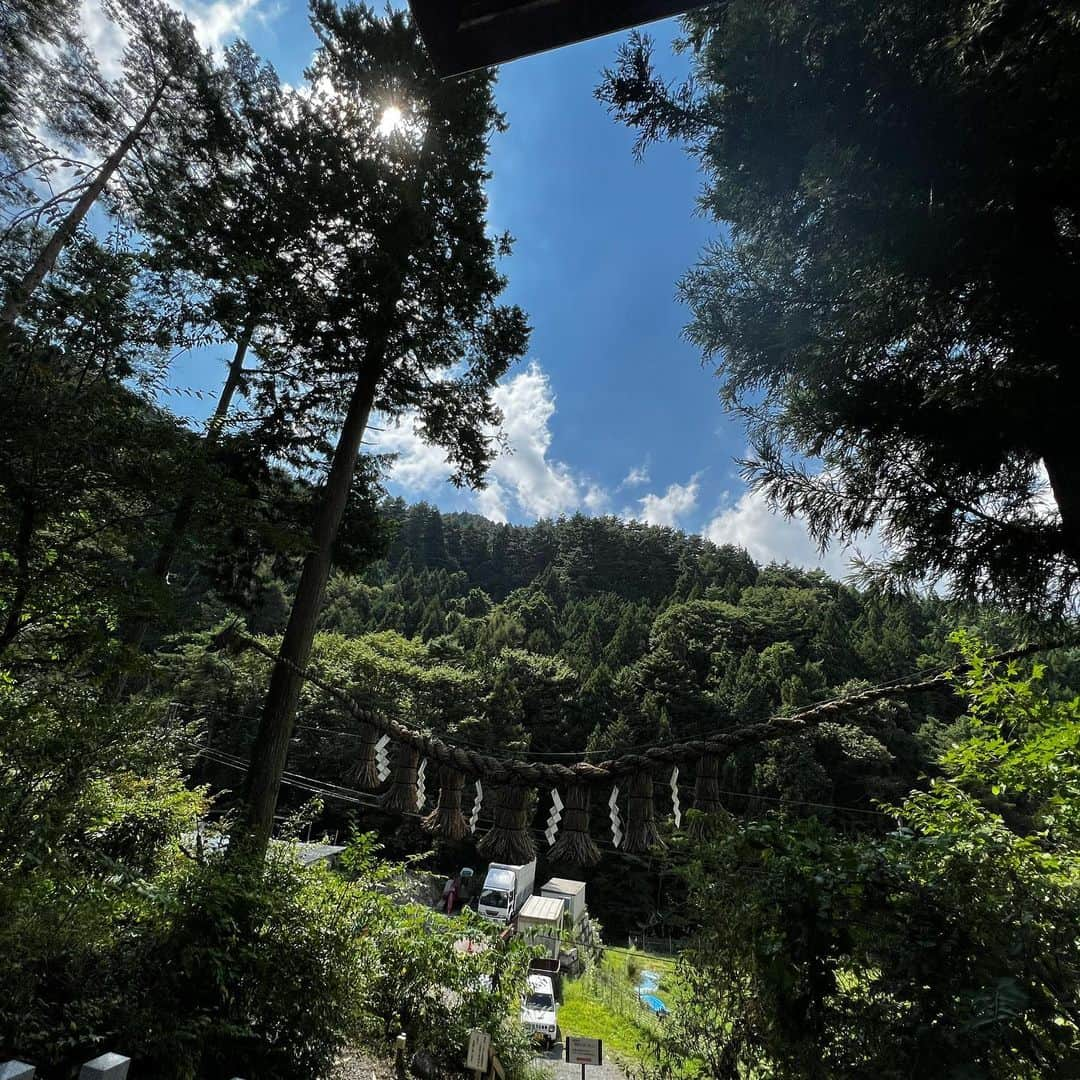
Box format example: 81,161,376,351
186,738,891,856
184,708,891,821
195,631,1069,784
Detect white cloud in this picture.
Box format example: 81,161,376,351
635,474,701,528
78,0,269,78
368,419,449,491
489,362,584,518
371,364,890,578
79,1,128,80
475,480,510,524
584,484,611,514
369,361,611,522
620,462,650,489
182,0,267,52
703,486,879,577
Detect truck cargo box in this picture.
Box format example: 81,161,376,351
540,877,587,927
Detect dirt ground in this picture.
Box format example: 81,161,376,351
332,1047,399,1080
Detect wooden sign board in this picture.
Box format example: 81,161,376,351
466,1029,491,1072
565,1037,603,1066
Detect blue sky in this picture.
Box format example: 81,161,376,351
140,0,866,574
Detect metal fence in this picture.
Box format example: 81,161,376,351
625,932,686,956
585,965,663,1029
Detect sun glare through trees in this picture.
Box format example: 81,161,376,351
1,1,1078,1078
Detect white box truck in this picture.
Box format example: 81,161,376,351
540,878,587,927
517,894,565,958
477,859,536,924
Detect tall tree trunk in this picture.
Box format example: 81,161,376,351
229,353,385,857
120,318,257,659
230,123,435,861
0,497,36,655
0,77,171,330
152,317,256,583
1043,447,1080,567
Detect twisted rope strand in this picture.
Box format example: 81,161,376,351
213,627,1064,789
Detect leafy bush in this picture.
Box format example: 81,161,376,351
340,835,537,1076
123,849,366,1078
0,676,535,1078
648,635,1080,1079
0,679,205,1071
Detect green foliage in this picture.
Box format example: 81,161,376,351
4,0,1080,1071
0,701,537,1079
648,638,1080,1079
0,678,205,1069
0,231,192,661
155,503,1067,937
127,852,366,1079
599,0,1080,617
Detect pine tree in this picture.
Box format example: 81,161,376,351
1,0,219,329
600,1,1080,616
232,5,529,855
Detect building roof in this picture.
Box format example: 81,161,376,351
519,894,566,923
409,1,705,78
291,842,346,867
542,877,586,896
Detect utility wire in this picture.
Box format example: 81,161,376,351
186,738,892,845
192,633,1068,779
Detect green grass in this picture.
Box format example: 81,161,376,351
558,976,659,1067
603,947,681,1011
551,945,687,1068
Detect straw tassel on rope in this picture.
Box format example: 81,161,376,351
689,752,723,838
348,722,382,790
623,768,664,853
477,784,536,864
381,744,420,813
422,766,468,840
548,783,601,867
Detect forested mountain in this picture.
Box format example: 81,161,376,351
5,0,1080,1075
165,499,1066,836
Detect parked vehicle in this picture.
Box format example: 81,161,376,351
517,894,564,957
540,877,587,927
477,859,536,923
520,973,558,1049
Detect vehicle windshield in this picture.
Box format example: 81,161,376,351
484,868,514,890
525,992,554,1011
479,889,508,909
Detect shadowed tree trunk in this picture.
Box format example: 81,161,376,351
230,347,386,856
0,496,35,655
1043,446,1080,568
120,316,258,659
152,319,256,580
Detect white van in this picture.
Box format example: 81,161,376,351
520,973,558,1049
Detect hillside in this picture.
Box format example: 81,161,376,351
177,498,1044,770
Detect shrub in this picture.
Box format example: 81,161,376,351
0,680,205,1073
0,673,537,1079
128,850,367,1079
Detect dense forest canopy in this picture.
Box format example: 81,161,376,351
599,0,1080,619
158,501,1078,901
1,0,1079,1077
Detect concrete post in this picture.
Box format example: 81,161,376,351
0,1063,35,1080
79,1054,130,1079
